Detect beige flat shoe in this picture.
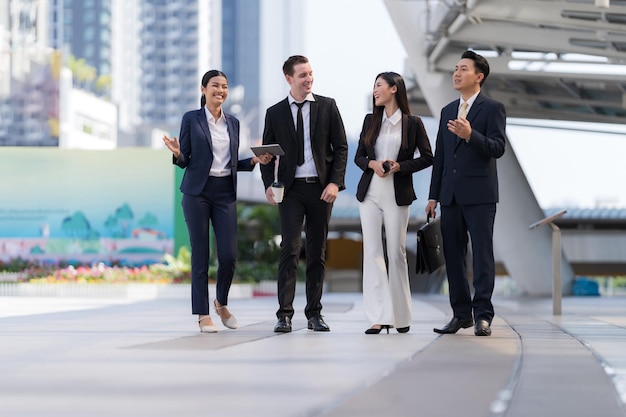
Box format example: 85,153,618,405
214,300,238,329
198,315,218,333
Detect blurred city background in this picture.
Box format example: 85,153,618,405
0,0,625,297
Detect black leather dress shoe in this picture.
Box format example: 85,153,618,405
307,315,330,332
433,317,474,334
474,319,492,336
274,316,292,333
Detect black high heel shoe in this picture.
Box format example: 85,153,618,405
365,325,391,334
396,326,410,333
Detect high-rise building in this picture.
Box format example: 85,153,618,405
258,0,305,132
50,0,220,147
110,0,140,139
4,0,305,148
137,0,219,136
54,0,113,76
0,0,58,146
221,0,261,142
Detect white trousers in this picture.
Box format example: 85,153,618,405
359,175,412,328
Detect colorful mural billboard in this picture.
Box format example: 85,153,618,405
0,148,174,265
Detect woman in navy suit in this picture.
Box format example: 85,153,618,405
355,72,433,334
163,70,270,333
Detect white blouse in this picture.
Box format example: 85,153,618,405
204,106,232,177
374,108,402,162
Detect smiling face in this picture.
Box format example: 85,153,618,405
373,76,397,108
201,75,228,108
286,62,313,101
453,58,484,97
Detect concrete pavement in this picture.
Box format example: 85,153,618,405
0,293,625,417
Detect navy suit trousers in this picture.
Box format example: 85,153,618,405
182,176,237,315
440,200,496,323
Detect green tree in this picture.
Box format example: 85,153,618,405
61,211,92,239
138,212,158,228
115,203,134,237
237,203,281,263
104,214,122,238
95,74,112,98
232,203,281,282
66,55,97,90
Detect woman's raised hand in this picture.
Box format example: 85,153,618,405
162,135,180,158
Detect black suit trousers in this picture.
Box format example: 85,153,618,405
182,176,237,315
440,200,496,323
276,181,332,319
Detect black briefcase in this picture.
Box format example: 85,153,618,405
416,215,445,274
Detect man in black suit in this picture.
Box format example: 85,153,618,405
260,55,348,333
426,51,506,336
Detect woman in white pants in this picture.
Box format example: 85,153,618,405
355,72,433,334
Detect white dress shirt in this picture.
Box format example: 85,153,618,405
204,106,231,177
288,92,318,178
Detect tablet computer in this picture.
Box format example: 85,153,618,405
251,144,285,156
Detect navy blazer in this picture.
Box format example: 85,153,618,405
260,94,348,192
428,92,506,205
173,108,253,196
355,113,433,206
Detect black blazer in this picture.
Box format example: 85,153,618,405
355,113,433,206
260,94,348,192
428,92,506,205
173,108,253,196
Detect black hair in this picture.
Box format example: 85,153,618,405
282,55,309,76
363,72,410,148
200,70,228,107
461,50,490,86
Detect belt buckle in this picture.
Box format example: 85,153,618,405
305,177,316,183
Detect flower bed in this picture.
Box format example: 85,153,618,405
26,263,187,285
0,248,281,299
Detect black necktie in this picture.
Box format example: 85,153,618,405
295,101,305,166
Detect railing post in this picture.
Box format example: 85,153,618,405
550,223,562,315
529,210,567,316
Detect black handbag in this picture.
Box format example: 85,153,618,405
416,215,445,274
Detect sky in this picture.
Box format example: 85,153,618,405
301,0,625,210
303,0,406,139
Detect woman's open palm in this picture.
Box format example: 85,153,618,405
162,135,180,157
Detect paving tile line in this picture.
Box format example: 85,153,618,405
316,300,626,417
415,297,525,417
497,311,626,417
318,302,522,417
550,315,626,410
486,314,524,417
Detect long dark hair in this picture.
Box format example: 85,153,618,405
200,70,228,107
363,72,410,147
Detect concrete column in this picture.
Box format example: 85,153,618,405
495,141,574,295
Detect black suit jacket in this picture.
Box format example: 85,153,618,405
260,94,348,192
428,92,506,205
173,108,253,196
355,113,433,206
